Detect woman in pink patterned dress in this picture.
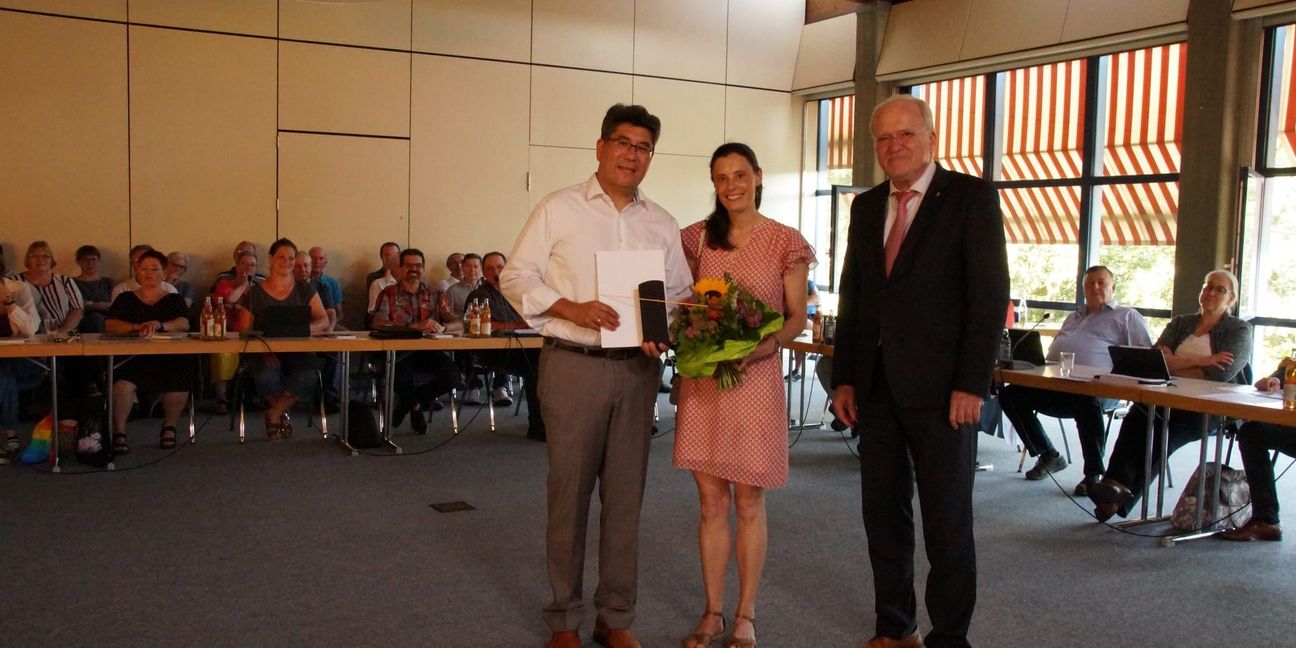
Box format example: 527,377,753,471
676,143,814,648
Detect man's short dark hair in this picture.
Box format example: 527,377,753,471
401,249,425,265
482,251,507,264
600,104,662,145
461,253,482,264
1083,265,1113,279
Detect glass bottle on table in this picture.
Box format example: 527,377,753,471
1283,348,1296,411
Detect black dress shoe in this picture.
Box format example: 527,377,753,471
1220,519,1283,542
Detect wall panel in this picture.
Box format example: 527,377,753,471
728,0,804,90
411,55,530,278
278,133,410,325
0,0,124,20
412,0,531,62
279,0,410,50
632,77,725,158
532,0,633,72
634,0,727,83
530,67,633,148
725,87,802,228
0,13,128,274
279,41,411,137
129,0,276,37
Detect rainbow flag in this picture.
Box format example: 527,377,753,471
19,413,53,466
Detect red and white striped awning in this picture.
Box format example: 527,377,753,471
927,75,985,177
826,95,855,171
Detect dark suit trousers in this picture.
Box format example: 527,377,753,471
858,357,976,648
1235,421,1296,525
998,385,1112,477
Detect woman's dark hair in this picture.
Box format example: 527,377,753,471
269,238,298,257
75,245,101,261
704,142,763,251
137,249,167,268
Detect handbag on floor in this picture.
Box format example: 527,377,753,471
1170,461,1251,531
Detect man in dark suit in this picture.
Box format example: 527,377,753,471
831,94,1009,648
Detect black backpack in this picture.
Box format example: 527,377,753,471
347,400,382,449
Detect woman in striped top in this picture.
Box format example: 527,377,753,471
11,241,83,338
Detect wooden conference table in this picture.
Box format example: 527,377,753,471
997,363,1296,545
0,332,542,469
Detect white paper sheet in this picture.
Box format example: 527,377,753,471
595,249,665,348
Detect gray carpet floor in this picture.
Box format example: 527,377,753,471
3,380,1295,647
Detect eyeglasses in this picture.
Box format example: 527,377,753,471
606,137,655,158
1201,283,1231,294
873,130,925,147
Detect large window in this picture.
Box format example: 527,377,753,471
1242,24,1296,373
909,44,1185,322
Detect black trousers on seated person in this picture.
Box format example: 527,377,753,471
1236,421,1296,525
1105,404,1215,516
394,350,458,406
999,384,1112,477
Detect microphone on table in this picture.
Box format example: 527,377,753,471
1000,312,1052,370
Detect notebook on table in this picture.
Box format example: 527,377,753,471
1107,345,1172,384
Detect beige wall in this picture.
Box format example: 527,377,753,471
0,2,807,327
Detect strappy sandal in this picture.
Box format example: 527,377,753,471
682,611,725,648
726,614,756,648
159,425,177,449
112,433,130,454
264,413,282,441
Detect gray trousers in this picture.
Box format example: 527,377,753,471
538,346,660,632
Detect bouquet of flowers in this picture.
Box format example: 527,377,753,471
669,273,784,390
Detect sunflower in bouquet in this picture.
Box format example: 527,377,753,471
669,273,784,390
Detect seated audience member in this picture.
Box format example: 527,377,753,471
0,265,41,463
73,245,114,333
236,239,329,440
209,250,260,415
308,246,344,326
469,251,544,440
294,252,337,331
365,241,402,326
447,253,482,318
1000,265,1154,495
103,249,194,453
210,240,264,288
165,251,195,308
371,248,460,434
11,241,84,338
438,252,464,292
111,244,177,300
1089,269,1252,521
1219,364,1294,543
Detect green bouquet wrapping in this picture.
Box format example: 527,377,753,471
669,273,784,390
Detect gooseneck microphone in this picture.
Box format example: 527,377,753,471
1003,312,1053,369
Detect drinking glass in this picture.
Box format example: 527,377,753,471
1059,351,1076,378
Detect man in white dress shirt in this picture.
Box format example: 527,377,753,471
501,104,692,648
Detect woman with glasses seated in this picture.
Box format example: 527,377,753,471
103,249,193,453
235,238,328,440
1088,269,1251,522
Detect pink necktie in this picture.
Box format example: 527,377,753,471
885,190,917,276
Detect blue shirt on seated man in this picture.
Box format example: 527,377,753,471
999,265,1153,496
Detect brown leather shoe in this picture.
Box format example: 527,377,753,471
860,628,923,647
1220,519,1283,542
592,617,642,648
546,630,581,648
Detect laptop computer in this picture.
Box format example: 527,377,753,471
258,304,311,338
1007,329,1047,368
1107,345,1172,384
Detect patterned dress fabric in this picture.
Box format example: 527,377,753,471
673,219,815,488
